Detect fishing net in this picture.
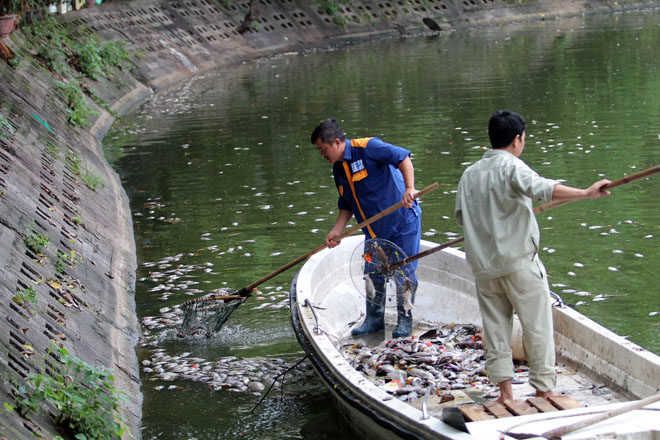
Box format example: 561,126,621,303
179,291,247,338
349,238,415,309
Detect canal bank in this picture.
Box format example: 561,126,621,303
1,0,660,438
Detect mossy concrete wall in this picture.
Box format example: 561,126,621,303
1,0,660,438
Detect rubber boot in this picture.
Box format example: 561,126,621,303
392,281,417,339
352,280,385,336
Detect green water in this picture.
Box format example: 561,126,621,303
105,10,660,439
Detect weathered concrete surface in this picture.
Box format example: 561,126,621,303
1,0,660,439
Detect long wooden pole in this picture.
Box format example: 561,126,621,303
390,165,660,271
180,182,437,307
540,392,660,439
238,182,438,294
181,182,438,307
179,182,439,306
534,164,660,213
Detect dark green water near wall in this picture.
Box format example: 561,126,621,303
106,10,660,439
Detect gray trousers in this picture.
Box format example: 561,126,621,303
475,259,557,392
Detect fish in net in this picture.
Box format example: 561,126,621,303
349,238,415,310
179,290,248,338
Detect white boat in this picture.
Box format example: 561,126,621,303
289,235,660,439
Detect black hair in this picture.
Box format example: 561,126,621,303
311,118,346,145
488,110,526,149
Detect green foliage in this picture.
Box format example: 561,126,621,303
24,221,50,254
64,147,105,190
29,15,69,75
36,42,67,75
0,0,21,15
317,0,351,26
8,53,23,69
12,345,131,440
0,113,15,140
25,15,133,80
77,37,105,80
74,37,131,79
46,138,60,159
99,40,131,69
55,79,98,128
54,252,64,272
318,0,339,16
71,35,132,79
66,148,81,174
55,249,82,273
80,166,105,191
71,215,82,225
14,286,38,312
0,0,45,15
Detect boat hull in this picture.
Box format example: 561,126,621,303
290,236,660,439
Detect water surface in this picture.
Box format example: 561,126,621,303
106,10,660,439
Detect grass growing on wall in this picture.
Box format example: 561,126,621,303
7,345,132,440
14,15,135,128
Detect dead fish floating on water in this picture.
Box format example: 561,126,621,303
143,350,316,396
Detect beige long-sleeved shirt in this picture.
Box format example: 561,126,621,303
455,149,558,280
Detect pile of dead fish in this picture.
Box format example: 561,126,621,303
142,349,305,396
141,305,185,335
341,324,504,402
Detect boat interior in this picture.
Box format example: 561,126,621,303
292,236,660,439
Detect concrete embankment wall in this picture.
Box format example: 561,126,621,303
1,0,659,438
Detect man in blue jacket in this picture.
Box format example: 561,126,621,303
311,118,422,338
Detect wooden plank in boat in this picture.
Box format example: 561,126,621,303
483,401,513,418
409,390,472,417
458,403,494,422
548,395,582,410
503,399,538,416
527,397,558,412
456,395,582,421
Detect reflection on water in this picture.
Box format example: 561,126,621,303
106,10,660,439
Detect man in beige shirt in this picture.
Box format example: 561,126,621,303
455,110,611,403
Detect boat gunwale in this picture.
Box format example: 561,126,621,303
290,270,428,440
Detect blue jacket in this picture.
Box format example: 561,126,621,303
332,137,421,241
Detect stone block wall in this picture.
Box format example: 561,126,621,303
1,0,659,438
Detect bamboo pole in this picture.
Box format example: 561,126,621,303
390,165,660,271
182,182,439,306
